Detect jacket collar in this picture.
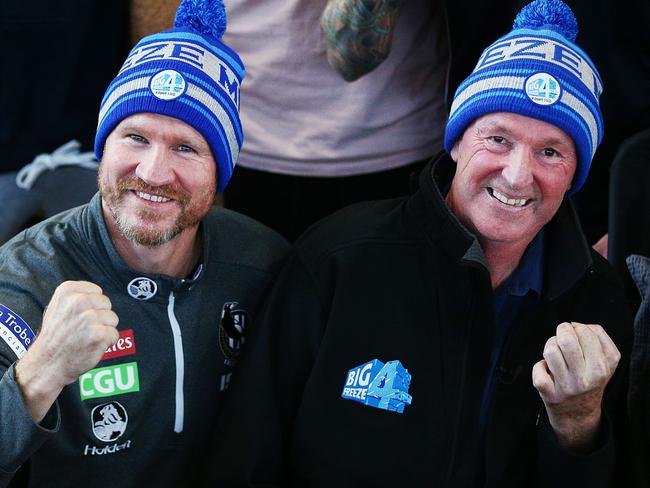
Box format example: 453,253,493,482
407,152,593,299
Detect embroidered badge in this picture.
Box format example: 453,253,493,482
84,400,133,456
341,359,413,413
127,277,157,300
0,304,35,359
218,302,249,366
91,401,128,442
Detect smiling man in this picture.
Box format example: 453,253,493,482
211,1,632,486
0,1,288,487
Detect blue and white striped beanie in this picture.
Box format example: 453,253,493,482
444,0,603,196
94,0,244,193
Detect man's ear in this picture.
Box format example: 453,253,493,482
450,141,460,163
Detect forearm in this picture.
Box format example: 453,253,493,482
14,348,65,423
0,364,59,482
321,0,406,81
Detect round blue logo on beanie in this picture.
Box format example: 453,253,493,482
525,73,561,106
150,69,186,101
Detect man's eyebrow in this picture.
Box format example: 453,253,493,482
116,124,142,133
477,123,513,136
539,136,574,148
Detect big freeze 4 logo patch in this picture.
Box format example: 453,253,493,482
341,359,413,413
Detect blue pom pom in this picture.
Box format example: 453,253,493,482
512,0,578,41
174,0,227,40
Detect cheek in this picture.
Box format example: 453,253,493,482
456,151,498,184
185,169,216,196
101,148,135,176
539,168,574,195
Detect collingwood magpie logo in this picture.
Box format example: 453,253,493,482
91,401,128,442
219,302,249,365
127,277,157,300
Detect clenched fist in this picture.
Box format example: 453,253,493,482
532,322,620,452
15,281,119,422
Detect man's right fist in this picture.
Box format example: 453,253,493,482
37,281,120,385
15,281,119,422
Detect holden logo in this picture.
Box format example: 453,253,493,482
91,401,128,442
127,277,157,300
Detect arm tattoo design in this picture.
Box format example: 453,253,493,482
321,0,406,81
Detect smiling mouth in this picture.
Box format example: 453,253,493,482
487,188,531,207
135,191,172,203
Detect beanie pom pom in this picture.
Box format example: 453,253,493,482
513,0,578,41
174,0,227,40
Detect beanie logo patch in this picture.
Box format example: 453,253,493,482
525,72,561,106
150,69,187,101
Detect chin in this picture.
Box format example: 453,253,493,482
477,223,536,246
115,213,183,247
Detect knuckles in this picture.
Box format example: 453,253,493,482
587,323,604,334
555,333,576,351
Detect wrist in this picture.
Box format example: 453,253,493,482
15,346,66,423
546,406,602,453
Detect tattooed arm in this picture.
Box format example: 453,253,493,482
320,0,406,82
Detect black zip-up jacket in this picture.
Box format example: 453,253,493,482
211,154,632,487
0,194,289,488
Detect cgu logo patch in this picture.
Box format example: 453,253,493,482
102,329,136,360
79,362,140,400
341,359,413,413
91,401,128,442
219,302,249,366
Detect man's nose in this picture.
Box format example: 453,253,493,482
502,149,533,189
134,147,174,186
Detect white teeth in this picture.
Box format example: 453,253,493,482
491,189,528,207
136,191,171,203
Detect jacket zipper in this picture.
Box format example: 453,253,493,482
167,291,185,433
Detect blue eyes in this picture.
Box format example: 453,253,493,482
126,135,195,154
176,145,195,154
128,134,146,143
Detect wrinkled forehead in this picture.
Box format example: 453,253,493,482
464,112,577,151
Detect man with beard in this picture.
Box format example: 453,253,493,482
0,1,288,487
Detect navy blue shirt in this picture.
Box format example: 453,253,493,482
479,230,544,431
